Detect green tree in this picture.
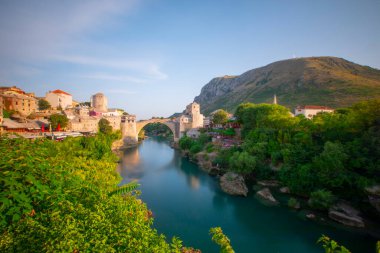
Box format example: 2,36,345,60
38,99,51,110
312,141,349,189
229,151,256,174
212,110,229,125
309,189,336,210
79,101,91,107
179,136,194,150
2,110,14,118
49,113,68,130
98,118,113,134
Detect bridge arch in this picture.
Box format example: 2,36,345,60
136,120,176,140
121,117,180,145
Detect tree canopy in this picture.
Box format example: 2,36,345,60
212,109,229,125
49,113,68,130
98,118,112,134
38,99,51,110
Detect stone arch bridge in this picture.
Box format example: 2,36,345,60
121,115,180,144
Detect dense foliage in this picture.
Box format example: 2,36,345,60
98,118,112,134
2,110,13,118
38,99,51,110
49,113,69,130
0,134,190,252
229,100,380,209
212,110,229,125
179,133,212,156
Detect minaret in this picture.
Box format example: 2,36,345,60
273,94,277,105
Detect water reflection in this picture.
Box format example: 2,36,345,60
118,147,144,181
189,176,200,189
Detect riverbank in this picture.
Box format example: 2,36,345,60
175,141,380,241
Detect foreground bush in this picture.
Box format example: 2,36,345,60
0,135,187,252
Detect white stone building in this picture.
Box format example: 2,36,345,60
295,105,334,119
102,109,121,117
45,89,72,109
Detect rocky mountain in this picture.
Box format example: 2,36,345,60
194,57,380,115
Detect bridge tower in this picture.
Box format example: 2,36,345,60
121,115,138,143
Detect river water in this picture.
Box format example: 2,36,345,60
118,138,376,253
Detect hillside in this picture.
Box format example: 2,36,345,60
194,57,380,115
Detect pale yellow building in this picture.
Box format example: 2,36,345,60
0,93,37,116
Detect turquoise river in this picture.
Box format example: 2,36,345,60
118,138,376,253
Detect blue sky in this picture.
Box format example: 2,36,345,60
1,0,379,119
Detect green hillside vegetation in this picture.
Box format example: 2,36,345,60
194,57,380,115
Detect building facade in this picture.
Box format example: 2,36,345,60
45,89,73,109
295,105,334,119
0,93,37,116
69,116,100,133
103,116,121,131
0,86,37,116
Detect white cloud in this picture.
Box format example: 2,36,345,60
54,55,168,80
107,89,137,95
82,73,147,84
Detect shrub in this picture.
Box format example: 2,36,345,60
190,143,202,155
309,189,336,210
288,197,300,209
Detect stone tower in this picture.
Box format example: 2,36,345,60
185,102,204,128
121,115,137,143
273,94,277,105
91,93,108,112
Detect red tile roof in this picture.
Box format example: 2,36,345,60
51,89,71,96
297,105,334,110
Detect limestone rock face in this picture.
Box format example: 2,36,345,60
255,188,279,204
280,187,290,194
365,185,380,214
219,172,248,197
194,76,239,108
257,180,279,187
195,152,213,172
328,201,365,228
